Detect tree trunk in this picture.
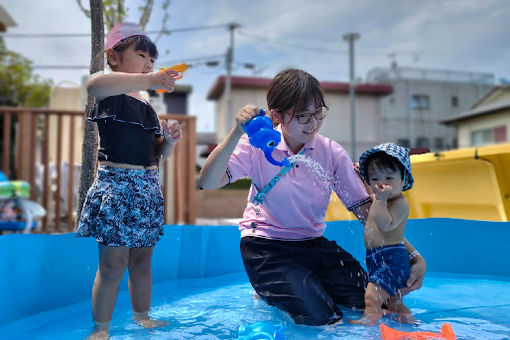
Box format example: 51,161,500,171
76,0,104,227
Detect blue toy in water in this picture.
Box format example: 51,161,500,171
238,321,285,340
243,109,290,167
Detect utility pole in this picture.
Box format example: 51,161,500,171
225,23,239,133
343,32,360,159
408,78,414,147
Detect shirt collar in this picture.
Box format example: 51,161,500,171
274,124,316,154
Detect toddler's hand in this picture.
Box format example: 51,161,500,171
374,184,392,200
149,69,178,92
235,105,260,132
161,120,183,144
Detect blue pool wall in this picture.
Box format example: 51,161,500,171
1,218,509,327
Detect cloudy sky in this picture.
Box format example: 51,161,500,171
2,0,510,131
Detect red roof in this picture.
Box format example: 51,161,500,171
207,75,393,100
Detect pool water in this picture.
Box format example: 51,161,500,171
1,272,509,340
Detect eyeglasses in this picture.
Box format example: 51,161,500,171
295,107,328,125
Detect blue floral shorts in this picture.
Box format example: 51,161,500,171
76,166,164,248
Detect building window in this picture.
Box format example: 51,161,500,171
471,126,507,146
471,128,493,146
494,125,507,143
416,137,430,148
397,139,410,148
451,96,458,107
434,138,444,150
410,95,430,110
452,138,458,149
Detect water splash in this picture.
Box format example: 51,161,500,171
287,153,373,228
287,154,356,201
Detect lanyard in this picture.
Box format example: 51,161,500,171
252,149,305,205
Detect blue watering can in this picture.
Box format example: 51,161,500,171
243,109,290,167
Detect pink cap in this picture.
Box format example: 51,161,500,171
105,22,148,50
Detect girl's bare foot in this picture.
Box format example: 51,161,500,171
135,318,170,329
85,321,109,340
133,310,170,329
85,329,109,340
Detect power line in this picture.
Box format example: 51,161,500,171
238,30,346,55
157,54,226,66
0,23,230,38
153,23,231,33
32,65,90,69
2,33,91,38
239,29,510,59
32,54,228,70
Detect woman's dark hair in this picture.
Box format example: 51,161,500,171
364,152,405,182
267,69,328,118
107,35,158,68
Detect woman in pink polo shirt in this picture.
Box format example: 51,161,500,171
198,69,426,326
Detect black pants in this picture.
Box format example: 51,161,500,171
240,236,368,326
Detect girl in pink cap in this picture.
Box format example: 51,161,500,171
199,69,426,326
76,22,182,338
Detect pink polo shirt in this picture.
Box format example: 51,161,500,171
227,126,370,240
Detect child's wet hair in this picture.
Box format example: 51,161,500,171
106,35,158,68
267,69,328,118
363,151,405,183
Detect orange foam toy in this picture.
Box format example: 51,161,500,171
380,323,457,340
156,63,189,93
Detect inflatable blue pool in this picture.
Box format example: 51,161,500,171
1,219,509,339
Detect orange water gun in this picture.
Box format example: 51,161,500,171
380,323,457,340
156,63,188,93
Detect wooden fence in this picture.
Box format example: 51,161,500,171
0,107,196,233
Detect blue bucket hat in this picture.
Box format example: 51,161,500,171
358,142,414,191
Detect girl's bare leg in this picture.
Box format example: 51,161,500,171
86,244,130,339
128,247,169,329
349,282,390,326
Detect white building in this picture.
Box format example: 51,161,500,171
366,64,494,151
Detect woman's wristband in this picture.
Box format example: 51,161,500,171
409,250,420,261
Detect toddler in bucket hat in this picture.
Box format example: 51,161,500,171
358,142,414,191
106,22,148,50
349,142,417,326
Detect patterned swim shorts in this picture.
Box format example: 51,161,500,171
76,166,164,248
366,244,410,296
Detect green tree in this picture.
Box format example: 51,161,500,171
0,38,53,107
77,0,171,33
